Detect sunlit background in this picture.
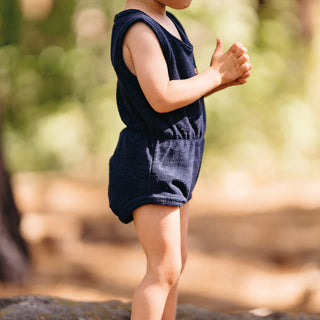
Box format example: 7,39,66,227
1,0,320,314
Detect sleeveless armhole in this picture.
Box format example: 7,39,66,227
111,11,173,79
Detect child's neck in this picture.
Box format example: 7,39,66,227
125,0,166,17
125,0,182,41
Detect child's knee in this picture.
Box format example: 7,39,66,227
150,260,182,288
163,267,181,287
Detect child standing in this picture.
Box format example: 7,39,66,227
109,0,251,319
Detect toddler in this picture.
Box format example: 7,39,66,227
109,0,252,319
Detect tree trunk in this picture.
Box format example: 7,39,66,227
0,110,30,283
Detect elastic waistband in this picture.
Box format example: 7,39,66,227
125,127,204,141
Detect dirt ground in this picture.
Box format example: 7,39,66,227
1,171,320,314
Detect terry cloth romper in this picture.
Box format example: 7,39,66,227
109,9,206,224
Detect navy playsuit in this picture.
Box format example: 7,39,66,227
109,9,206,224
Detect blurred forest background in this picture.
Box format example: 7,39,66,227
1,0,320,314
1,0,320,179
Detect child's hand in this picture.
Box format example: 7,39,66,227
210,39,252,86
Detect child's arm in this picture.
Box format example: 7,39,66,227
123,23,251,113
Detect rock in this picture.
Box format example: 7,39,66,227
0,296,130,320
0,295,319,320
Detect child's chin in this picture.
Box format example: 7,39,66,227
166,0,192,10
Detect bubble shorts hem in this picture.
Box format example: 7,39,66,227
110,194,192,224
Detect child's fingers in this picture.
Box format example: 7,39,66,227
242,46,248,54
230,43,248,57
213,38,224,56
228,68,252,86
239,70,251,79
238,53,250,64
240,61,252,73
238,70,251,82
236,71,251,84
237,78,249,84
230,42,243,52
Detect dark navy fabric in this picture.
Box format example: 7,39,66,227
109,9,206,223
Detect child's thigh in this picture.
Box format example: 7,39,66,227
133,204,182,267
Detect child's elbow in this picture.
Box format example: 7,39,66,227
152,104,171,113
149,96,175,113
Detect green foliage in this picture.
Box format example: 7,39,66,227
1,0,320,180
1,0,122,172
0,0,22,45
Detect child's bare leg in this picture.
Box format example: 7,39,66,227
131,204,183,320
161,202,189,320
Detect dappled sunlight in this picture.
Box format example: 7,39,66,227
2,0,320,315
73,6,107,47
20,0,53,20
